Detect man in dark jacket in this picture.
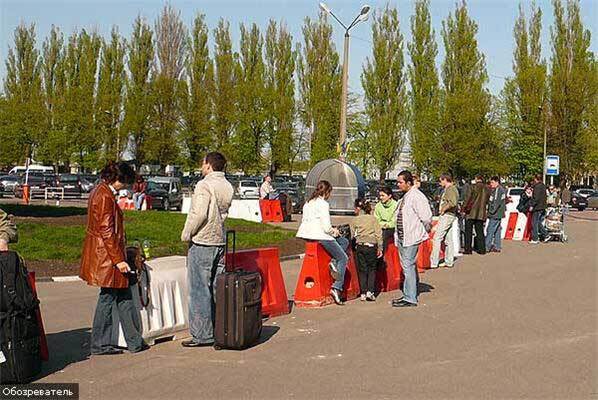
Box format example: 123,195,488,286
463,175,490,254
529,174,548,243
485,176,506,252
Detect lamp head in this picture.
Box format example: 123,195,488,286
358,5,371,21
319,2,331,14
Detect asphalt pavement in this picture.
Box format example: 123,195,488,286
33,212,597,400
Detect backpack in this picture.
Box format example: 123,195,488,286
0,251,42,383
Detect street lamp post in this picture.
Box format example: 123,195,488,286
319,2,370,160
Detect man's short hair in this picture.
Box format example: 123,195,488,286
439,173,453,183
205,152,226,172
398,170,414,185
490,176,500,183
534,174,542,182
475,174,484,182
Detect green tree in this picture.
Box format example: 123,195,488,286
232,23,267,173
440,1,505,177
264,20,297,175
212,19,238,157
96,27,126,163
2,23,45,166
298,14,341,164
362,5,408,179
147,4,187,168
501,3,546,179
123,16,154,170
180,14,213,171
408,0,441,176
548,0,596,180
38,25,68,167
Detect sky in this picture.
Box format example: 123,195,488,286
0,0,596,96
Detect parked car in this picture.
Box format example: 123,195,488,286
146,177,183,211
0,175,19,194
0,182,4,197
80,178,95,193
587,192,598,210
54,174,84,197
570,192,588,211
574,188,596,198
237,180,260,199
13,175,49,198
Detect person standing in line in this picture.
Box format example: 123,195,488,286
529,174,549,244
351,198,383,302
561,184,572,207
132,175,147,211
462,175,490,255
392,171,433,308
430,173,459,269
374,186,398,255
181,152,234,347
296,180,348,305
259,175,274,199
0,207,18,251
79,162,147,355
485,176,506,253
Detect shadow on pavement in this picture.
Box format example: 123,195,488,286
38,327,91,380
256,325,280,346
417,282,435,294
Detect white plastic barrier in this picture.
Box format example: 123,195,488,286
452,218,461,256
512,213,529,241
117,256,189,347
228,199,262,222
181,196,192,214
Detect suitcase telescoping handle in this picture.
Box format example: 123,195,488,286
224,230,236,272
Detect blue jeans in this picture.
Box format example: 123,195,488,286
398,241,419,304
485,218,502,251
319,237,349,291
133,193,145,210
187,244,225,344
531,210,547,241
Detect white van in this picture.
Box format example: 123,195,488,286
9,165,55,175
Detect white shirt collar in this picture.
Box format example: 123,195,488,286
108,184,118,196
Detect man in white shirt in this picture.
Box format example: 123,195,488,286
260,175,273,199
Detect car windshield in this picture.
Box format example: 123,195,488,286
148,182,170,191
241,181,258,187
60,175,79,182
0,176,18,182
509,188,524,196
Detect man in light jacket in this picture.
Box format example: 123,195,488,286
430,173,459,269
181,152,234,347
0,207,18,251
392,171,432,308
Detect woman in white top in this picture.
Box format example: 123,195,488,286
296,180,348,305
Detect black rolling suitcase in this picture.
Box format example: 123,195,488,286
214,231,262,350
0,251,42,383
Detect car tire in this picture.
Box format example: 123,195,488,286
576,206,585,211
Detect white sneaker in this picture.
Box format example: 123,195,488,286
366,292,376,302
529,240,539,244
360,294,366,301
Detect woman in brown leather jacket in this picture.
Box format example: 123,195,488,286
80,162,147,355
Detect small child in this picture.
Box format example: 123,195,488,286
351,198,383,301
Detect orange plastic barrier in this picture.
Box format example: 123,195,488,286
118,197,135,210
416,220,444,272
523,211,533,241
504,212,518,240
294,241,360,308
259,200,284,223
376,242,403,292
225,247,290,317
27,272,49,361
23,184,30,205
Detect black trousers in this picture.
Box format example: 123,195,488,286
464,219,486,254
356,245,378,294
91,287,144,354
382,228,395,255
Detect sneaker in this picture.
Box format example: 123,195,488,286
430,264,439,269
329,262,340,280
440,262,454,268
360,294,366,301
529,240,539,244
366,292,376,302
330,288,344,305
543,236,551,243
